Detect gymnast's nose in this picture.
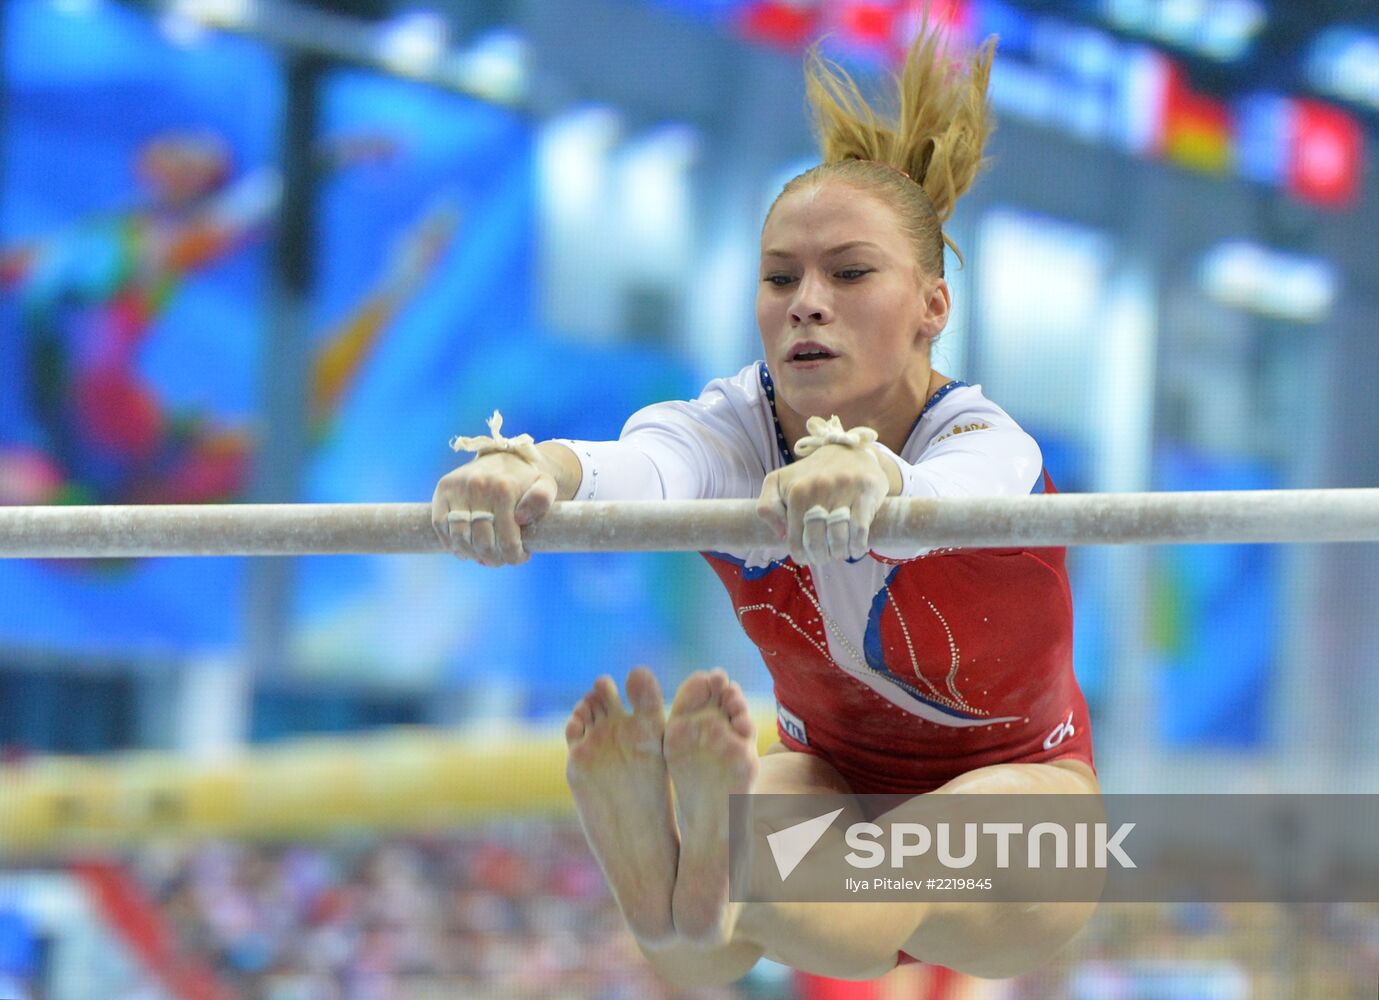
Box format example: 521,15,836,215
789,271,833,326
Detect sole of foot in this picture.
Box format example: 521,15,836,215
565,666,680,945
664,668,759,945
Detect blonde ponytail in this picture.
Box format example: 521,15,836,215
774,18,996,273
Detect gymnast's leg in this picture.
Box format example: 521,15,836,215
568,668,957,985
567,670,1099,985
656,679,1101,982
888,758,1102,978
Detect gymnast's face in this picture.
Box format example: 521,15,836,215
756,181,950,425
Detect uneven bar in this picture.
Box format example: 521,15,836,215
0,489,1377,558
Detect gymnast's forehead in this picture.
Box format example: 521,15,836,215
760,183,908,252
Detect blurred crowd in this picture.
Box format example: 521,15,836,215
129,822,775,1000
1020,901,1379,1000
35,821,1369,1000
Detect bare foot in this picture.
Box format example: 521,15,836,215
565,667,680,945
664,668,759,945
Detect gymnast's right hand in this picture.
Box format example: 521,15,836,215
431,451,558,566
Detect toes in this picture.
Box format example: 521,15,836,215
565,697,595,745
625,666,665,717
725,696,755,741
591,674,623,719
564,712,586,745
670,670,749,721
670,671,715,717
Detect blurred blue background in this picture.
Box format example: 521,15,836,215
0,1,1377,997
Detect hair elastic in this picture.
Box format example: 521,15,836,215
856,158,914,182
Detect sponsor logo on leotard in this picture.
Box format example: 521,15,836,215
933,421,991,444
1043,710,1077,749
777,702,808,745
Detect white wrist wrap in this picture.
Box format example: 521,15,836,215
792,415,882,464
449,410,543,466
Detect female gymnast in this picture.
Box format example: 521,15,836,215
431,21,1098,984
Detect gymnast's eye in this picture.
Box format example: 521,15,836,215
836,268,872,281
763,274,796,287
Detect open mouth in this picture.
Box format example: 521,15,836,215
787,344,838,364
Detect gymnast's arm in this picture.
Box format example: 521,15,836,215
546,397,760,503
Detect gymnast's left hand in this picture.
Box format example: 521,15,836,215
755,443,899,565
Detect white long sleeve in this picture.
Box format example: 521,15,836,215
553,367,773,502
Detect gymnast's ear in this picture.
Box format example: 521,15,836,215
917,276,950,342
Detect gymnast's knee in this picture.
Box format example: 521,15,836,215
739,900,922,980
639,940,765,989
905,899,1097,979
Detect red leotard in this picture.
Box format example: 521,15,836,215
702,473,1094,796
